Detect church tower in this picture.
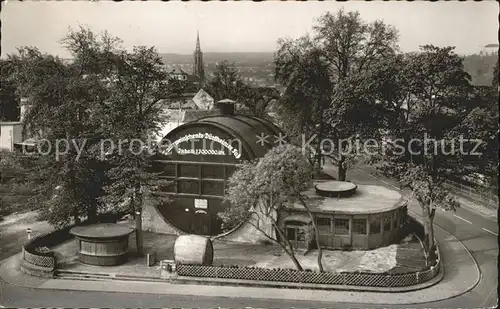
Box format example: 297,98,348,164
193,31,206,88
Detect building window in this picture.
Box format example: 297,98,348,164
394,211,399,228
370,215,381,234
201,180,224,196
286,228,296,241
383,214,391,231
178,164,199,178
163,164,176,177
352,218,367,235
201,165,224,179
334,218,349,235
315,217,331,234
177,179,199,194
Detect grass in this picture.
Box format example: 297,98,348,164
0,182,37,220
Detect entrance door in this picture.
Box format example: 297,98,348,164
286,227,296,248
191,212,211,235
286,226,307,250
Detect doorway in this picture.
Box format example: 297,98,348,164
191,211,211,235
286,225,307,250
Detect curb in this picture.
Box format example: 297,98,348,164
407,209,482,302
51,267,444,293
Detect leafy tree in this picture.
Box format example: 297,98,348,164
205,61,277,115
3,27,177,242
276,9,399,180
219,144,324,272
205,61,248,101
4,45,110,227
275,38,332,174
492,56,499,89
372,45,474,265
97,45,174,255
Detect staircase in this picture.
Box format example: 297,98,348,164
54,269,163,282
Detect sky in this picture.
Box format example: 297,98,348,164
1,1,498,58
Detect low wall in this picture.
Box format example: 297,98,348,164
20,229,70,276
20,214,122,277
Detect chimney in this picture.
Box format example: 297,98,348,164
215,99,236,116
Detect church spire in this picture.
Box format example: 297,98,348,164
194,30,205,88
196,30,201,52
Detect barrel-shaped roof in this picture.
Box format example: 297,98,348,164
163,114,286,160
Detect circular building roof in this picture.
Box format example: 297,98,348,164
315,181,357,198
292,184,406,215
70,223,134,239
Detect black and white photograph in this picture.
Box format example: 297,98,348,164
0,1,498,308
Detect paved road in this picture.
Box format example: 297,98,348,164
345,165,498,308
0,164,497,308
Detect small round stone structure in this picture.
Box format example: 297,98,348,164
315,180,357,198
70,223,135,266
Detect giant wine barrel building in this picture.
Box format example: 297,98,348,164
143,100,408,250
145,100,285,237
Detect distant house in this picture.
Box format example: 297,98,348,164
169,68,199,83
155,89,215,142
0,121,23,152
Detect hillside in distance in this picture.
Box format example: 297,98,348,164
159,52,275,65
463,52,498,86
160,51,498,87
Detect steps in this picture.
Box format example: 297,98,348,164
54,270,162,282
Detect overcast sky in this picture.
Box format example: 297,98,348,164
1,1,498,58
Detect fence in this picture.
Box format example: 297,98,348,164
22,233,57,271
21,225,75,273
176,246,440,288
443,178,498,208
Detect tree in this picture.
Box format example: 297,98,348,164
276,9,399,180
97,45,174,255
205,61,276,115
372,45,474,265
275,38,332,175
205,61,247,100
219,144,324,272
4,45,110,228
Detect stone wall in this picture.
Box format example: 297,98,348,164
141,197,275,244
141,199,181,235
